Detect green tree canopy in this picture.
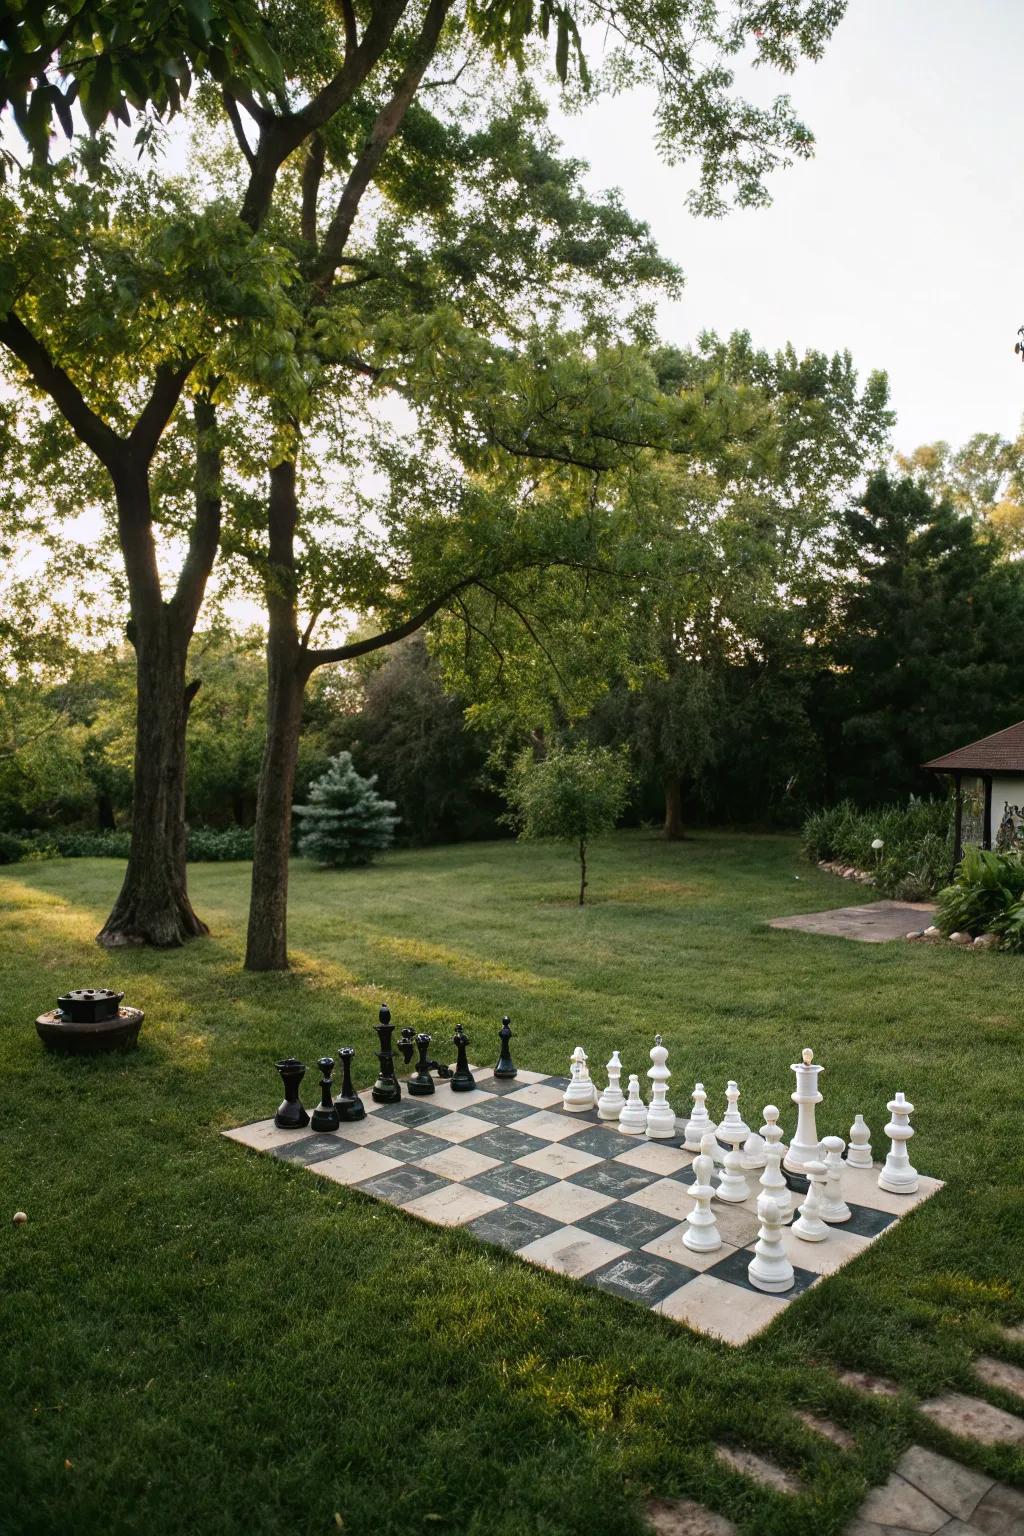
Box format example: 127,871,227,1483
504,741,631,903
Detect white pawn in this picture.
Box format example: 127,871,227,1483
618,1074,647,1135
645,1035,675,1140
758,1141,792,1223
878,1092,918,1194
597,1050,625,1121
682,1082,717,1152
563,1045,596,1112
846,1113,873,1169
748,1193,795,1293
760,1104,788,1157
792,1159,829,1241
820,1136,852,1222
719,1079,750,1140
683,1138,722,1253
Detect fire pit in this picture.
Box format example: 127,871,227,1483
36,988,144,1054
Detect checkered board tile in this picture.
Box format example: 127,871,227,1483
224,1064,943,1345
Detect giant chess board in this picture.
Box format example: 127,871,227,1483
224,1065,943,1345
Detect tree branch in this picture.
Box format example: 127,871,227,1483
312,0,453,290
127,360,194,465
302,573,475,673
335,0,359,57
222,89,257,169
0,311,124,473
300,134,325,246
171,392,223,632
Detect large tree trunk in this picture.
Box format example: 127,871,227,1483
97,619,208,947
96,406,221,948
663,776,686,840
245,462,306,972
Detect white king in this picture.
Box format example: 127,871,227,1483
784,1047,823,1173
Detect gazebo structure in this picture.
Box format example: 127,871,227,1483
924,720,1024,861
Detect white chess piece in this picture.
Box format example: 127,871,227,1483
597,1050,625,1121
683,1140,722,1253
719,1080,750,1140
715,1125,751,1203
846,1113,873,1169
645,1035,675,1140
878,1092,918,1194
758,1141,792,1223
760,1104,788,1157
741,1130,766,1170
792,1159,829,1241
748,1193,795,1293
784,1048,823,1173
820,1136,852,1222
563,1045,596,1112
682,1082,717,1152
618,1073,647,1135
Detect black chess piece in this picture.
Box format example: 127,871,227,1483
408,1033,436,1096
397,1027,417,1066
274,1058,310,1129
335,1046,366,1122
310,1056,341,1132
494,1015,517,1079
372,1003,402,1104
450,1023,475,1092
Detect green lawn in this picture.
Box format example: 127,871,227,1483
2,831,1022,1536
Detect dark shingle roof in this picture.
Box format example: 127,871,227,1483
923,720,1024,774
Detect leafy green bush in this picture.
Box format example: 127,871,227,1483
801,797,953,898
186,827,254,861
504,744,632,905
935,845,1024,943
1,827,255,862
0,831,24,864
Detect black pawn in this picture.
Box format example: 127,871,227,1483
372,1003,402,1104
274,1057,310,1130
310,1056,341,1132
408,1033,436,1096
494,1015,517,1079
450,1023,475,1092
335,1047,366,1122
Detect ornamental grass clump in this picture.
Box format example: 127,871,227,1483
801,798,953,898
293,753,399,869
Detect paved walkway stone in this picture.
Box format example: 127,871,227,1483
920,1392,1024,1446
973,1355,1024,1401
1000,1324,1024,1345
857,1473,948,1532
645,1498,737,1535
797,1408,857,1448
768,900,936,943
971,1482,1024,1535
713,1444,801,1495
896,1446,993,1521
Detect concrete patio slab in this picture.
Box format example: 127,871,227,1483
768,900,937,943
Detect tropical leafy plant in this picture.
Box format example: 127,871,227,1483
935,845,1024,942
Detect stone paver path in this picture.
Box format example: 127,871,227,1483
713,1444,801,1494
844,1444,1024,1536
920,1392,1024,1447
974,1355,1024,1401
769,900,937,943
646,1499,737,1535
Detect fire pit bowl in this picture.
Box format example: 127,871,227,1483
36,989,144,1054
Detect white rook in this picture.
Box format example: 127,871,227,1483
784,1047,823,1173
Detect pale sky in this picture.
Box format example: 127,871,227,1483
551,0,1024,456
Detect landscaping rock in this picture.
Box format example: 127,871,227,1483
919,1392,1024,1446
948,931,973,946
645,1498,737,1535
906,931,925,941
713,1445,801,1495
972,933,1000,950
923,926,942,939
973,1355,1024,1401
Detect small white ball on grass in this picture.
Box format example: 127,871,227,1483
13,1211,28,1225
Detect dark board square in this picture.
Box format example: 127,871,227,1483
575,1202,678,1248
373,1129,446,1162
839,1203,897,1239
462,1128,548,1161
584,1251,699,1306
675,1162,722,1190
460,1098,535,1126
273,1134,351,1166
465,1164,557,1202
705,1243,818,1298
355,1167,449,1204
370,1099,449,1128
541,1076,571,1090
568,1162,659,1199
477,1077,524,1096
466,1205,562,1252
564,1125,643,1159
